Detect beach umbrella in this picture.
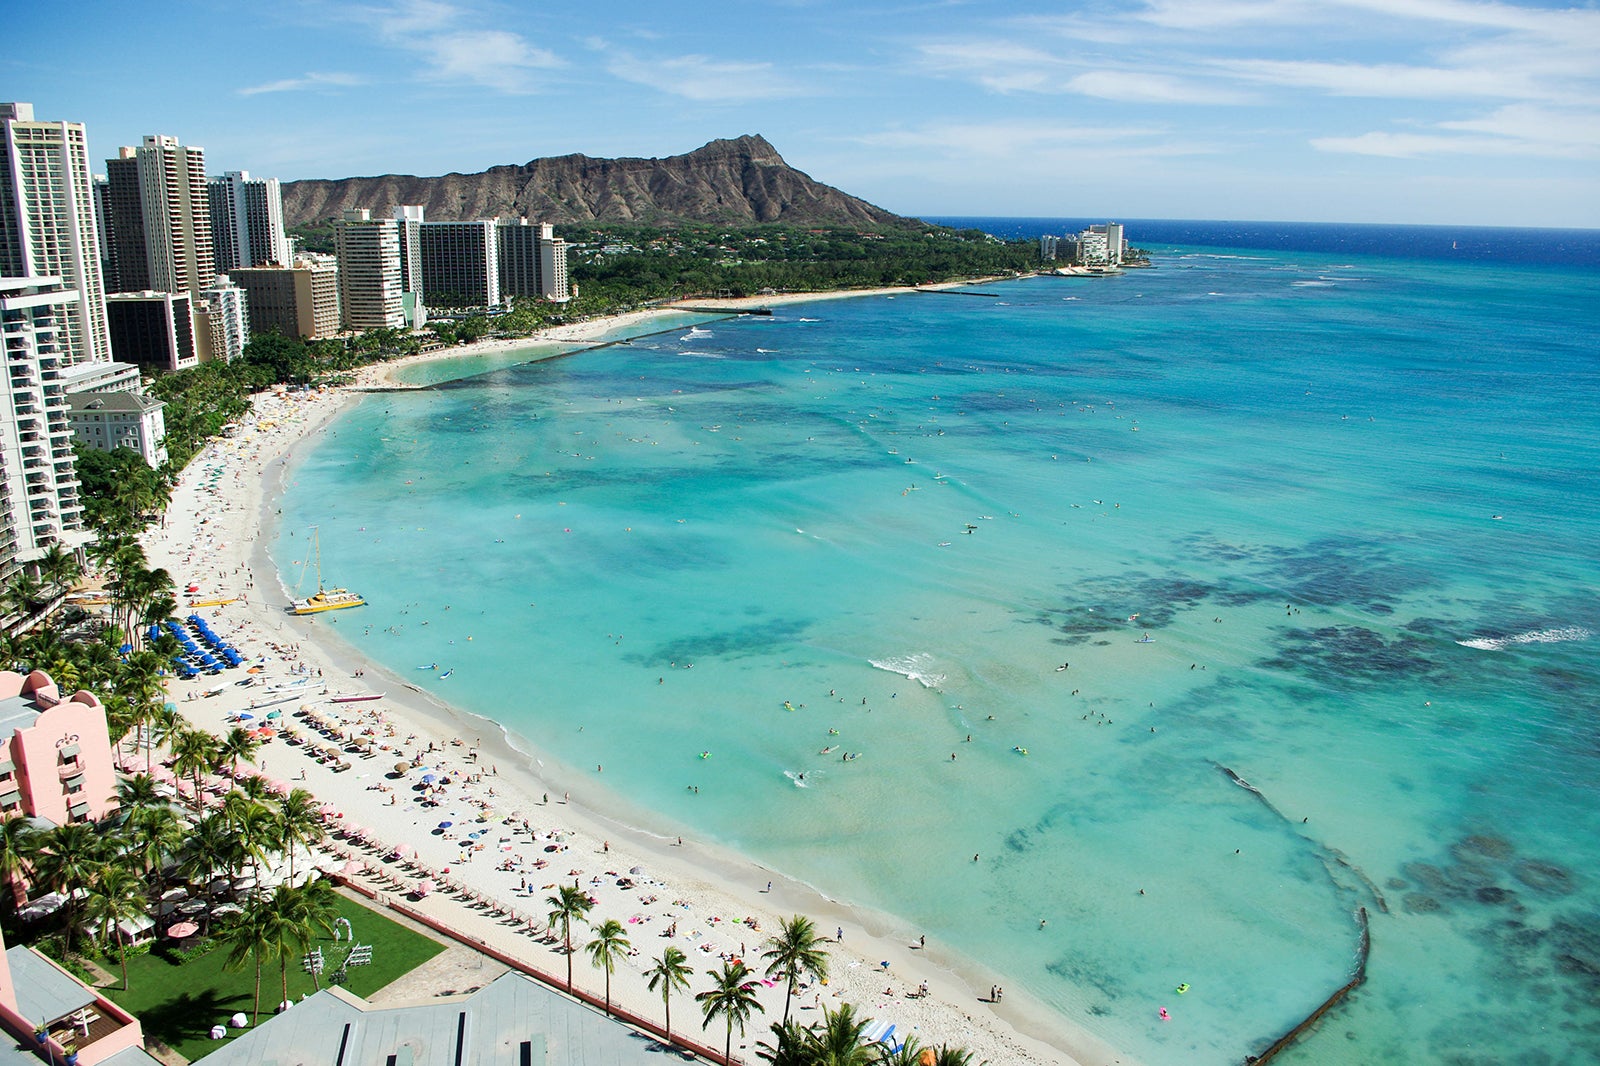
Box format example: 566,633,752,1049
237,712,254,721
421,773,438,784
630,866,644,876
342,860,364,876
416,880,434,897
394,842,414,857
393,761,411,774
166,921,199,939
437,821,453,830
265,710,282,719
341,823,363,838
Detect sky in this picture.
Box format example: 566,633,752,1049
6,0,1599,227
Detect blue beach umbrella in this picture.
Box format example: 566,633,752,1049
437,820,452,829
421,773,438,784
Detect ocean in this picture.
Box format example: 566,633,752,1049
273,221,1600,1064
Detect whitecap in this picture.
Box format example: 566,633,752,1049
869,653,947,690
1456,625,1591,651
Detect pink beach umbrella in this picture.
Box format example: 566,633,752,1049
394,842,415,857
166,921,200,939
341,860,364,876
341,823,363,839
416,880,434,897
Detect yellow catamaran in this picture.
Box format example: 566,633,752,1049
290,528,366,615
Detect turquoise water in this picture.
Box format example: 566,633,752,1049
275,248,1600,1064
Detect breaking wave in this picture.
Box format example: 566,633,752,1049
1456,626,1591,651
868,653,947,689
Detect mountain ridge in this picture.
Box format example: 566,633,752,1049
280,136,908,229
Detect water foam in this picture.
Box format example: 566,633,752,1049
868,653,947,689
1456,625,1591,651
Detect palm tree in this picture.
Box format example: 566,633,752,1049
114,772,163,819
144,704,181,774
169,727,219,812
0,816,40,911
545,883,594,991
646,945,695,1045
218,726,261,779
762,914,829,1024
755,1018,814,1066
810,1002,875,1065
35,543,81,602
926,1046,980,1066
124,804,185,896
222,793,279,885
697,960,765,1066
585,918,630,1015
218,896,274,1024
179,812,240,934
29,822,106,955
83,864,147,990
265,880,338,1002
277,788,324,882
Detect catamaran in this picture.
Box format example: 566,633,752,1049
290,527,366,615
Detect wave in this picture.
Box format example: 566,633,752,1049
680,328,713,341
1178,253,1272,261
1456,625,1591,651
868,653,947,690
1291,280,1335,287
678,351,726,360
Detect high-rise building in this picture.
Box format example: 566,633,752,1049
497,218,570,302
230,256,339,340
207,170,290,272
133,134,214,297
0,103,112,365
196,273,249,362
394,205,426,327
335,209,405,331
0,276,91,583
106,290,198,373
420,220,500,310
100,149,150,292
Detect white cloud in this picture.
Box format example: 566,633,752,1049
237,72,364,97
606,52,804,103
1212,58,1543,100
914,40,1250,103
855,121,1219,162
1313,105,1600,158
343,0,564,94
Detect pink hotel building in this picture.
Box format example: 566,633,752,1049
0,670,118,824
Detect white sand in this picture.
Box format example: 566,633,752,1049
139,293,1129,1066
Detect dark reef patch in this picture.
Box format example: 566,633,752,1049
1260,625,1443,684
1514,860,1577,897
630,617,810,666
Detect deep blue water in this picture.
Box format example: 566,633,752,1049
277,237,1600,1065
924,216,1600,268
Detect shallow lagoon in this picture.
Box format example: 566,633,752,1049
277,249,1600,1064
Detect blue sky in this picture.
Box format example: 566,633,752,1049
7,0,1598,226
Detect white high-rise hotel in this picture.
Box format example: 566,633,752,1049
334,209,405,331
0,103,111,365
134,134,214,297
208,170,290,272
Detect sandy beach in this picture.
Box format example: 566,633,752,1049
139,289,1129,1066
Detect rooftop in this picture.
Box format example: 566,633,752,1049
190,971,672,1066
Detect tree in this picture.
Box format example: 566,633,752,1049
0,816,40,911
755,1018,814,1066
218,726,261,779
585,918,630,1014
697,960,765,1066
762,914,829,1024
169,727,219,812
123,803,185,897
647,945,695,1045
218,896,274,1024
29,821,106,955
83,863,147,990
810,1002,875,1065
179,812,240,934
545,883,594,991
277,788,325,882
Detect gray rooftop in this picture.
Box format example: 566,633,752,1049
0,694,43,742
67,391,163,414
5,945,96,1025
190,971,678,1066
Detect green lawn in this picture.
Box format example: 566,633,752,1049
101,894,447,1062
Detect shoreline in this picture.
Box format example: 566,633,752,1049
143,279,1128,1066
